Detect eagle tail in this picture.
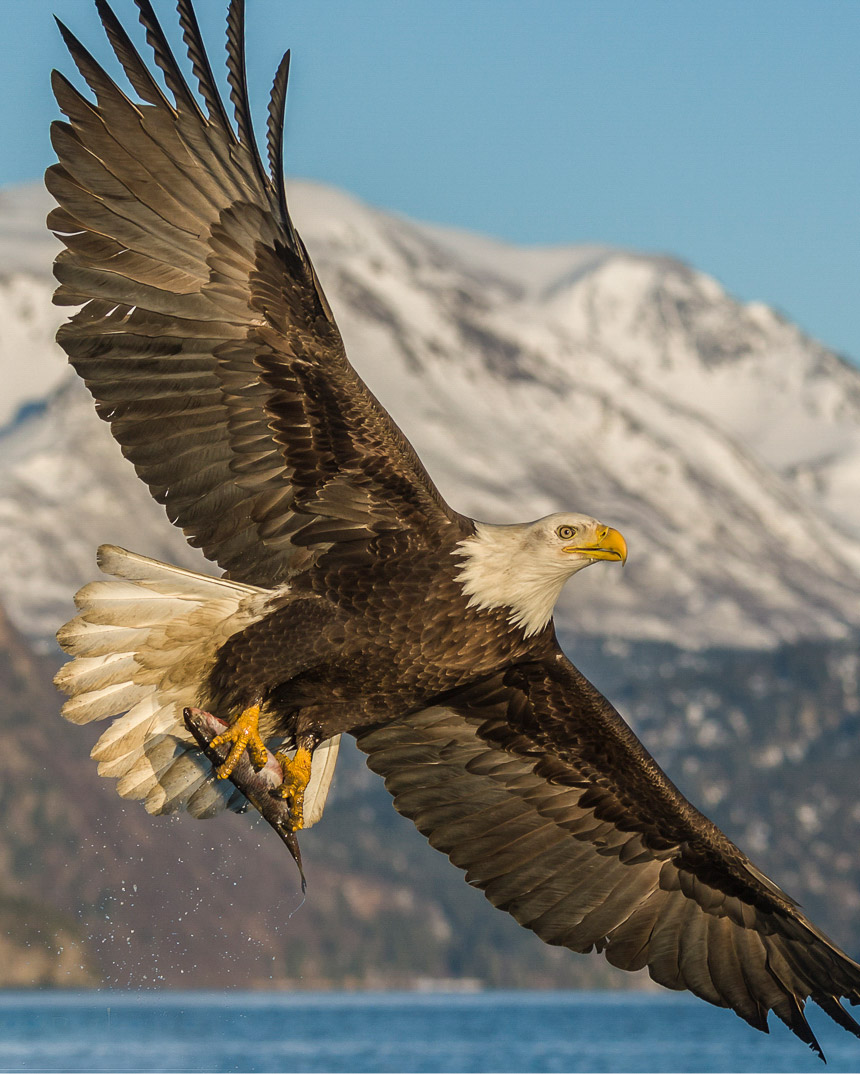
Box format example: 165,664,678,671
54,545,340,825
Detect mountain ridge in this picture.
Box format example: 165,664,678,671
1,180,858,649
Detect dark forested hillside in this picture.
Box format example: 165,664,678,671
2,604,858,990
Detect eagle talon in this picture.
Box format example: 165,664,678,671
273,746,313,832
209,703,268,779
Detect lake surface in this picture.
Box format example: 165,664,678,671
1,990,858,1073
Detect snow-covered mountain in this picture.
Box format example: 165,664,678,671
0,186,65,427
1,181,858,648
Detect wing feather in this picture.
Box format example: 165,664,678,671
49,0,464,588
356,651,860,1056
133,0,203,120
224,0,267,191
266,51,292,230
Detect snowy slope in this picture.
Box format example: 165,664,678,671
545,254,860,538
0,187,66,426
0,184,59,281
0,180,858,648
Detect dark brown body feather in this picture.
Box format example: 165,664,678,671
48,0,860,1059
207,526,547,739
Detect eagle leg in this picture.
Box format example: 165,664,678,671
209,700,268,779
183,708,307,891
273,733,316,832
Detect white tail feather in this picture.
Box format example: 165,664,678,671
56,545,341,827
302,736,341,827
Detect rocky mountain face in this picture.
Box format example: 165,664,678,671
0,599,98,986
0,180,859,989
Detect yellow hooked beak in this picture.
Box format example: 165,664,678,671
564,526,628,563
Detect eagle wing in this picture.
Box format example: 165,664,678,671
48,0,462,588
355,648,860,1058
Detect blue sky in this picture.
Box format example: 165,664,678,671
2,0,858,363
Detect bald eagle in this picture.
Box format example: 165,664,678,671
50,0,860,1058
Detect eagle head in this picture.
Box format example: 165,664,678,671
455,512,627,637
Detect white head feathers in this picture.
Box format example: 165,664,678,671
454,512,627,637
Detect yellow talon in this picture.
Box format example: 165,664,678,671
209,703,268,779
273,746,313,832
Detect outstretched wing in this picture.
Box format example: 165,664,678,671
356,648,860,1059
48,0,462,587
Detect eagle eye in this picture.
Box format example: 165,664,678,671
556,524,576,541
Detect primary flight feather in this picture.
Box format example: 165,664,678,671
50,0,860,1058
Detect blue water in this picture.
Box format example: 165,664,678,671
1,990,858,1073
